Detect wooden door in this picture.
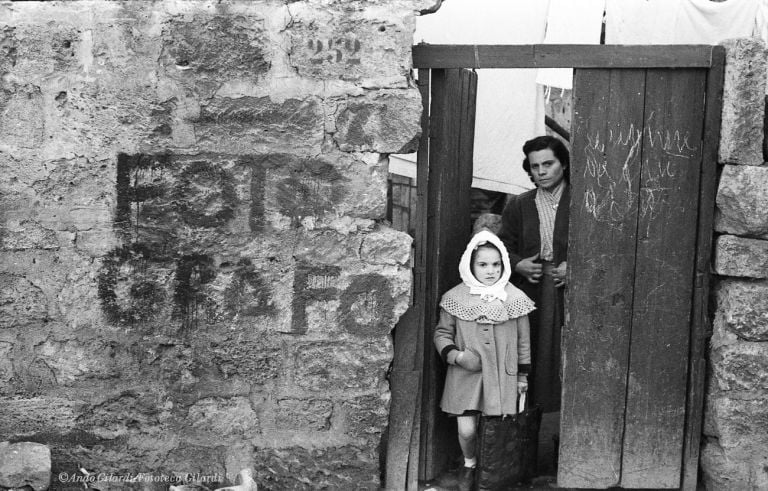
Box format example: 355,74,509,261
419,67,478,480
559,66,718,489
407,44,724,491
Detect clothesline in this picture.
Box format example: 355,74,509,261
406,0,767,194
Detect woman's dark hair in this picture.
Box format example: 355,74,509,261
521,135,570,184
470,242,504,277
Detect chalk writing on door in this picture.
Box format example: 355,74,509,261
581,118,697,226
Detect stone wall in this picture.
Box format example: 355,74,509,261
0,1,432,488
703,37,768,490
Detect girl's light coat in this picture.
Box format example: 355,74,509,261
434,283,531,416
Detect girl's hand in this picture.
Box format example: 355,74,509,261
517,381,528,394
455,349,482,372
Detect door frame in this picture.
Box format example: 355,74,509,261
385,44,724,491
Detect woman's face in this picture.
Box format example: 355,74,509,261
528,148,566,190
472,246,503,286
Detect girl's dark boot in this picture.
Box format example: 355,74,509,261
457,465,475,491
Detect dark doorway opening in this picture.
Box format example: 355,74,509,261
385,44,724,491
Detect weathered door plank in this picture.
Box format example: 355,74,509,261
420,68,477,480
681,45,725,491
386,68,431,491
559,68,646,488
620,68,707,489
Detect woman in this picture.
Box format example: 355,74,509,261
498,135,570,414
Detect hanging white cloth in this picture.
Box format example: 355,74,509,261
674,0,759,44
607,0,759,45
756,0,768,44
605,0,681,44
411,0,550,194
607,0,766,93
536,0,606,90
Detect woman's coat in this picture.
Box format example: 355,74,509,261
498,185,570,413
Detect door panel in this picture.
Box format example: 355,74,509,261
621,68,707,488
559,68,646,488
420,68,477,480
561,67,709,489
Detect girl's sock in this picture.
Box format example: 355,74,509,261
464,456,477,468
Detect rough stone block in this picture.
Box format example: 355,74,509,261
293,340,391,392
209,338,282,384
212,259,279,322
155,444,229,486
704,393,768,450
0,83,45,149
340,394,389,441
97,243,177,329
275,398,333,431
290,262,343,335
338,274,396,337
719,38,768,166
0,441,51,491
33,339,129,384
194,97,324,154
710,341,768,392
333,89,422,153
713,234,768,278
0,342,13,390
74,229,119,257
0,397,81,437
75,389,173,440
293,231,364,266
250,445,380,490
715,164,768,237
0,26,17,75
0,274,49,329
302,299,342,336
1,219,59,251
185,397,259,437
701,439,768,491
2,157,115,245
262,152,388,228
287,4,414,85
713,278,768,341
5,21,81,79
290,260,398,337
360,227,413,265
161,14,270,97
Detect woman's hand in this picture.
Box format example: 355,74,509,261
455,349,482,372
552,261,567,288
514,253,542,284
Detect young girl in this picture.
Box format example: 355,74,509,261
434,230,534,490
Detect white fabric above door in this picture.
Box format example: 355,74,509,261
399,0,551,195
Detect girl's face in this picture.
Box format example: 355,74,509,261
472,246,503,286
